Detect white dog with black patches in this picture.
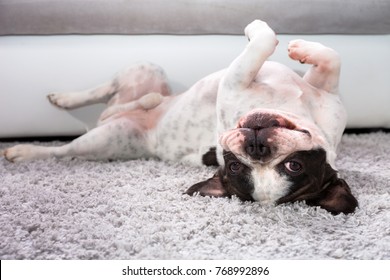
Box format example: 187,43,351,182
3,20,358,214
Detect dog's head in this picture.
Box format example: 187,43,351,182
186,110,358,215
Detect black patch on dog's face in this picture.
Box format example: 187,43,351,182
220,151,255,201
187,148,358,215
276,148,358,214
276,149,329,199
187,150,254,201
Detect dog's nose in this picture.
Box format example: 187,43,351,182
244,131,271,160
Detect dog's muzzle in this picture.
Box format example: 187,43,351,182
220,111,311,162
242,128,272,160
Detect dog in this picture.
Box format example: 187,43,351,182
3,20,358,214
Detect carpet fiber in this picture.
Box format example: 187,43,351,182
1,132,389,259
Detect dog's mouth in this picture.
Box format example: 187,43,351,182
237,111,309,135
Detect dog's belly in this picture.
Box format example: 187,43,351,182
150,71,223,163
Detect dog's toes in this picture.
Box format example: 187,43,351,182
47,93,61,108
4,146,25,162
3,145,41,163
47,93,71,109
288,39,309,62
4,147,18,163
288,39,339,66
245,20,274,39
47,93,62,108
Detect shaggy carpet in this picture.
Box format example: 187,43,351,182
0,132,389,260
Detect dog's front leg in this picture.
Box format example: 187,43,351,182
288,40,341,94
217,20,278,130
219,20,278,94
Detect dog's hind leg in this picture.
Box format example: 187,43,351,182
98,92,164,125
48,81,116,110
47,62,171,110
3,118,150,162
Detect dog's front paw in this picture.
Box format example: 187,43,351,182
245,20,270,39
245,20,277,41
3,145,44,163
288,39,340,66
244,20,278,53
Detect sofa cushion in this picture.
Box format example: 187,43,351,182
1,0,389,35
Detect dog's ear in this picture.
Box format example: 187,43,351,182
185,170,229,198
306,178,358,215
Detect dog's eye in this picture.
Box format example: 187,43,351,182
228,161,243,175
284,161,303,174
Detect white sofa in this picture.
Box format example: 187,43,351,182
1,0,389,138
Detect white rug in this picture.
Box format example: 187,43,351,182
0,132,389,259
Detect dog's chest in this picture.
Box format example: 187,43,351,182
219,67,318,130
